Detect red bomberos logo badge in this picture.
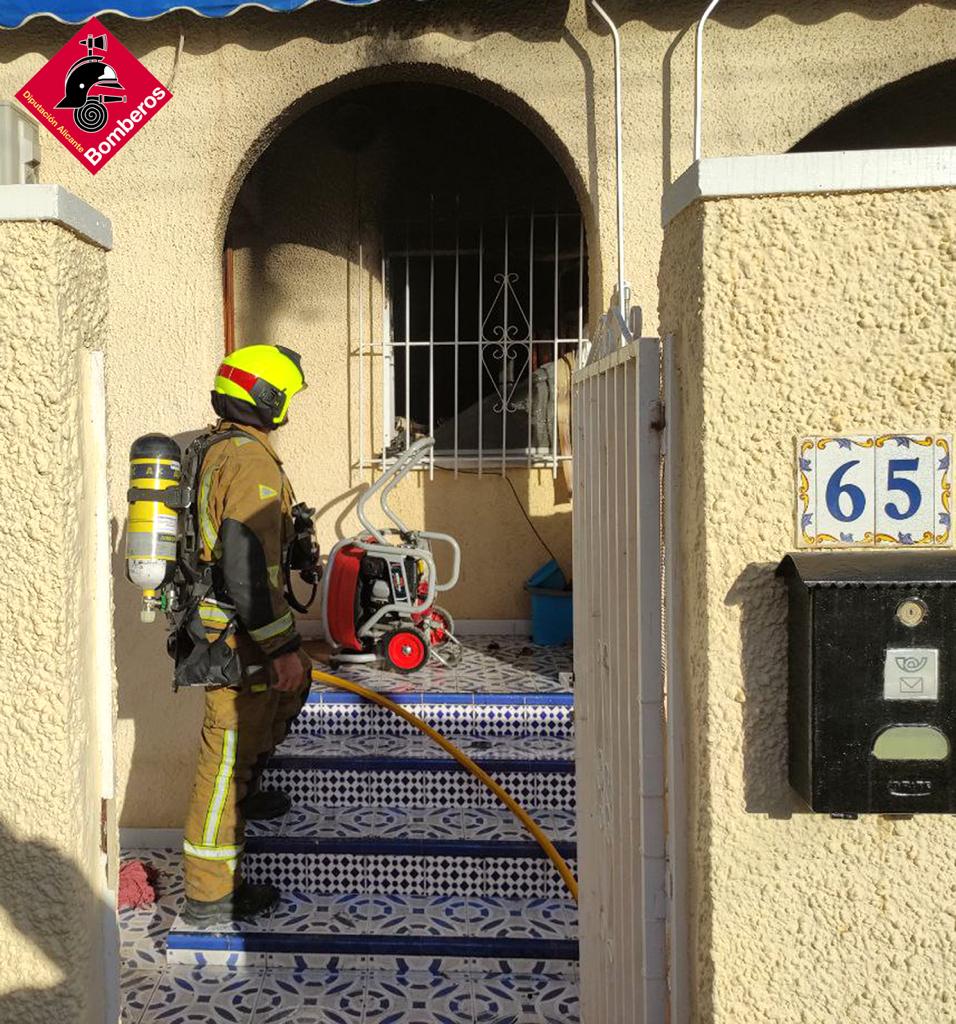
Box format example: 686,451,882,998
16,18,171,175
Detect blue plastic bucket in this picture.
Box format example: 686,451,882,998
525,560,573,646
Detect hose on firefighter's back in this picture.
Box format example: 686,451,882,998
310,668,579,905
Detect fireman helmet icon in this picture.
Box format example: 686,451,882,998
55,34,126,133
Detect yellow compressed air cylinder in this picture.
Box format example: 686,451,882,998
126,434,182,621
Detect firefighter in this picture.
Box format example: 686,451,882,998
181,344,313,925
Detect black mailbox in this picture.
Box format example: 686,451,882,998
778,551,956,815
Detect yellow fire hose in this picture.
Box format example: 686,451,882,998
311,668,579,904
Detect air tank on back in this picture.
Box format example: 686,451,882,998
126,433,181,622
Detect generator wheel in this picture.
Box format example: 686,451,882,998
427,606,455,646
382,627,429,674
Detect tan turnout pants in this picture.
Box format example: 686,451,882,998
183,639,311,902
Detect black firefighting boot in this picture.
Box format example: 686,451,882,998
182,881,280,927
238,787,292,821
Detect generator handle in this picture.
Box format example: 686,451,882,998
357,437,435,543
418,531,461,591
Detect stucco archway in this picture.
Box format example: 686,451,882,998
216,62,598,293
220,75,589,629
791,58,956,151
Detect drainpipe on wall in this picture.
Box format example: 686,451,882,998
223,246,236,354
694,0,723,162
588,0,627,328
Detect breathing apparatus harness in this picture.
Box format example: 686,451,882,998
126,427,320,690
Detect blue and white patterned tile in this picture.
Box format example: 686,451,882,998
384,957,478,977
141,967,263,1023
120,901,178,970
483,858,563,901
462,806,575,844
362,971,474,1024
311,853,368,895
311,636,572,701
524,704,574,739
269,890,370,935
467,897,578,941
362,894,477,937
460,807,528,843
472,973,580,1024
165,949,268,969
252,969,366,1023
286,804,462,841
281,805,372,840
405,855,486,898
380,806,464,840
121,969,164,1024
528,808,577,843
264,951,367,973
246,811,289,838
244,850,315,891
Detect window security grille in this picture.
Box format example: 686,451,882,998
355,209,588,478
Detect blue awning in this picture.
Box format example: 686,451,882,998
2,0,385,30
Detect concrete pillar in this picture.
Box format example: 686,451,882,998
659,180,956,1024
0,185,116,1023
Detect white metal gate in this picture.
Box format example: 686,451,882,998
572,337,666,1024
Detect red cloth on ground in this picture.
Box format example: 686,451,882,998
118,859,157,909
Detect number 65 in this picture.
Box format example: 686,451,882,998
826,458,921,522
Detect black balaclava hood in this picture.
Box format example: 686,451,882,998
210,392,274,430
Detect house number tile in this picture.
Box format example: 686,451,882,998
796,434,953,549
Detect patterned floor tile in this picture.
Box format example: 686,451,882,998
269,890,370,935
141,967,263,1023
363,894,477,937
461,807,576,844
121,969,164,1023
166,949,268,969
252,969,366,1023
283,804,464,841
120,901,178,970
362,971,474,1024
313,636,572,698
467,897,577,941
472,973,579,1024
460,808,528,843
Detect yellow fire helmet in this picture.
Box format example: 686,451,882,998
212,344,307,427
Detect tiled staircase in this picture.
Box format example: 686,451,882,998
121,637,579,1023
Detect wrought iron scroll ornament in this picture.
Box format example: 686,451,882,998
481,271,532,415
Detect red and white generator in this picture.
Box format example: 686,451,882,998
321,438,462,673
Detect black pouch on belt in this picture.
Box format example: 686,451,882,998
167,603,242,690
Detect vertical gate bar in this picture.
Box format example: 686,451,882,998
404,219,411,453
381,252,388,472
626,356,638,1011
478,222,484,477
597,362,611,1024
608,361,620,1023
664,334,689,1024
552,211,560,478
625,355,641,1014
641,340,667,1023
527,212,534,467
358,242,365,473
502,214,510,477
453,197,460,478
429,195,435,479
606,360,620,1023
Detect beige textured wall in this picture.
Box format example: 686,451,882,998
659,186,956,1024
0,221,113,1023
0,1,950,828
